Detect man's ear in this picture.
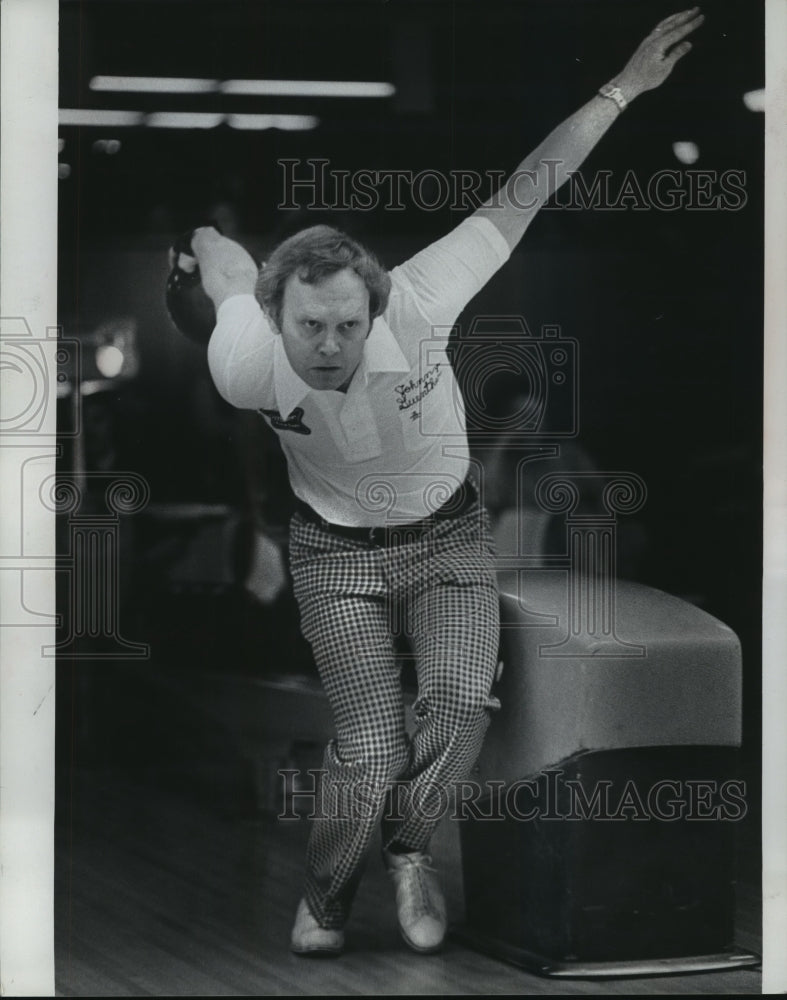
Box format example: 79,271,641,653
262,305,281,335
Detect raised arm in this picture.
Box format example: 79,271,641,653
173,226,260,309
474,6,704,251
167,227,275,407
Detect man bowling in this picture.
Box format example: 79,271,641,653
174,8,703,955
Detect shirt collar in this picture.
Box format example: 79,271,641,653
273,315,410,418
273,338,312,420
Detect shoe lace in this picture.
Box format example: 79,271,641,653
390,853,440,918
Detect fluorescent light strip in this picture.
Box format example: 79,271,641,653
146,111,224,129
90,75,219,94
228,113,318,130
58,110,320,131
87,76,394,99
59,108,144,126
221,79,395,98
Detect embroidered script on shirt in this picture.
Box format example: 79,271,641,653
259,407,312,435
395,362,442,412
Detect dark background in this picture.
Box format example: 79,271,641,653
56,0,763,802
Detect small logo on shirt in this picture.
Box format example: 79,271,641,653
259,407,311,435
395,362,442,412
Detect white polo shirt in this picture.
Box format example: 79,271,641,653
207,215,510,526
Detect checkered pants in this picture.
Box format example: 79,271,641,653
288,497,501,928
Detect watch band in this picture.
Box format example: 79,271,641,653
598,82,628,112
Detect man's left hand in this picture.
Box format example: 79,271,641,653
615,7,704,103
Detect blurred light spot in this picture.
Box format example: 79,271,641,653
672,141,700,165
222,79,395,98
95,345,125,378
58,138,65,153
93,138,122,154
59,109,144,126
743,89,765,112
90,75,219,93
58,163,71,179
227,113,319,131
146,111,224,129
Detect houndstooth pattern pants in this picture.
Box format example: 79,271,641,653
288,495,501,928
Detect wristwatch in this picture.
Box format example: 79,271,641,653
598,82,628,112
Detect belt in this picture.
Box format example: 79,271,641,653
293,477,477,546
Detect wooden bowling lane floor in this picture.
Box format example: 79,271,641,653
55,766,762,997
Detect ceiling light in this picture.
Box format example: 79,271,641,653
227,113,319,130
90,75,219,94
742,89,765,112
146,112,224,129
92,138,123,154
95,345,125,379
221,79,395,98
59,109,144,127
672,141,700,165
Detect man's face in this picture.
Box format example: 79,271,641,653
277,268,371,392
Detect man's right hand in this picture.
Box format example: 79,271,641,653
187,227,260,309
168,246,198,274
168,224,223,274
